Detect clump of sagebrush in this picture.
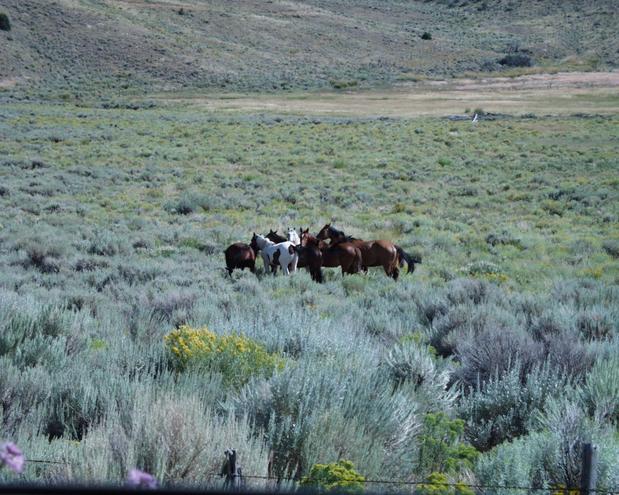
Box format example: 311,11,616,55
499,53,533,67
602,240,619,258
164,325,284,387
0,13,10,31
164,193,218,215
22,245,62,274
458,362,568,451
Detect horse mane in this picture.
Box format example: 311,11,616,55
327,225,358,245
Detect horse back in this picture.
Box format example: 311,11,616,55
353,239,397,266
225,242,255,261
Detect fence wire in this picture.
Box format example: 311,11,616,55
19,458,619,495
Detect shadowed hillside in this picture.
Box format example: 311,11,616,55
0,0,617,94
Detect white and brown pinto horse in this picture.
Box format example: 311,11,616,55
250,233,299,275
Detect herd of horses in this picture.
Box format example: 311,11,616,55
224,224,421,283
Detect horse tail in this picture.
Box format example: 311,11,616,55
395,245,421,274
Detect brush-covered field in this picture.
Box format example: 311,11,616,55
1,0,618,94
0,98,618,490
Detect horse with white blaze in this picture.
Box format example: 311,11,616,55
287,227,301,246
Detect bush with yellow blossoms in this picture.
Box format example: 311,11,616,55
164,325,284,388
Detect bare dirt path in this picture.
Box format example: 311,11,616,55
153,71,619,117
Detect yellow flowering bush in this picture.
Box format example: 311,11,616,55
164,325,284,387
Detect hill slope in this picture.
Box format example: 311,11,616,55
0,0,617,93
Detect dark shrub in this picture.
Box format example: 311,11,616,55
485,231,523,249
132,239,150,250
0,13,10,31
74,258,109,272
499,53,533,67
421,32,432,40
543,333,594,379
454,325,542,388
24,246,61,274
164,193,217,215
148,291,197,324
602,240,619,258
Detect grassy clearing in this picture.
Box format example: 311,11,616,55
154,72,619,118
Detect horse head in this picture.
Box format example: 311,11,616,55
267,229,286,244
287,227,300,245
300,229,321,248
250,233,261,252
316,223,331,240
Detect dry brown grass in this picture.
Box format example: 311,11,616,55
153,71,619,117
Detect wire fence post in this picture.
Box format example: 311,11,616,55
221,448,243,491
581,443,598,495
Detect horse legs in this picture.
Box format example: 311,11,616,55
383,261,399,280
382,262,392,277
261,253,270,274
281,260,290,275
290,254,298,273
311,266,323,283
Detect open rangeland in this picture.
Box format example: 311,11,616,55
0,77,618,488
157,71,619,117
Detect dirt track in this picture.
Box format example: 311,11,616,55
156,71,619,117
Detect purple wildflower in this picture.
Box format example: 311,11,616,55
127,468,158,489
0,441,25,474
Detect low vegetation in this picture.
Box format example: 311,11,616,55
0,0,617,95
0,99,617,490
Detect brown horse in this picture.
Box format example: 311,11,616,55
301,229,362,276
316,224,401,280
296,228,324,283
224,242,256,276
266,229,287,244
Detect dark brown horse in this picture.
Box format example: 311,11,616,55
296,228,324,283
301,229,362,276
224,242,256,276
316,223,402,279
266,229,287,244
